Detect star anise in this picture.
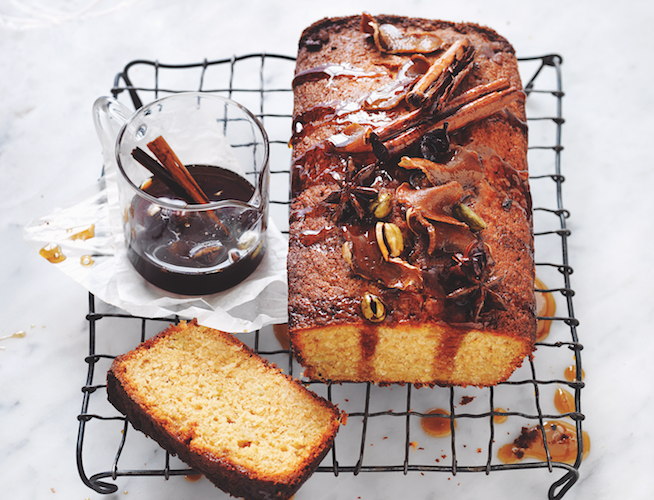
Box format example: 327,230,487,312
324,158,379,222
443,240,507,322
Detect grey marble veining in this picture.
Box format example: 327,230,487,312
1,0,653,499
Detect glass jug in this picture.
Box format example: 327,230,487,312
93,92,270,295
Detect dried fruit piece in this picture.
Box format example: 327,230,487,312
361,13,442,54
399,147,483,188
343,226,423,291
396,181,467,227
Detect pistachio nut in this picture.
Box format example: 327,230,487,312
361,291,385,322
453,203,487,232
375,221,404,261
369,191,392,219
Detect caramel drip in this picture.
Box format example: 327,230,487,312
564,364,585,382
497,420,590,465
432,326,467,381
67,224,95,241
498,387,589,464
554,387,575,414
291,105,337,144
80,255,95,267
358,323,379,379
503,109,528,133
535,277,556,341
299,225,336,246
0,330,27,350
493,408,508,424
291,143,335,197
421,408,455,438
40,243,66,263
292,64,386,88
273,324,290,350
360,324,379,359
1,331,26,340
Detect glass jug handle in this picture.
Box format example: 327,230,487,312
92,97,132,176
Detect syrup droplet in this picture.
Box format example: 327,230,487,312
0,331,27,350
40,243,66,263
0,331,27,341
497,420,590,464
554,387,576,414
564,364,585,382
493,408,508,424
299,225,335,246
80,255,95,267
184,473,202,482
273,324,290,350
68,224,95,241
421,408,456,438
535,277,556,341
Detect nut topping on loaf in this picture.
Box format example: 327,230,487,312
289,14,536,387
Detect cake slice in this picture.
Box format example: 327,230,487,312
288,14,536,386
107,320,343,500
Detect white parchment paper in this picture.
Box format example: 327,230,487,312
23,163,288,333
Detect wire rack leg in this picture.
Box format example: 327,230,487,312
549,468,580,500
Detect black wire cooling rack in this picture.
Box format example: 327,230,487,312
76,53,584,499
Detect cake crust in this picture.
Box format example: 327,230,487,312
288,14,536,386
107,320,342,500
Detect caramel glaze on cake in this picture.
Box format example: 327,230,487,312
288,14,536,387
107,320,343,500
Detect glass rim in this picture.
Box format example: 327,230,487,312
115,92,270,211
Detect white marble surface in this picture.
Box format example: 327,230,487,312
1,0,652,498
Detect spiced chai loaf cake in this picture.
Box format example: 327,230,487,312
288,14,536,386
107,320,342,500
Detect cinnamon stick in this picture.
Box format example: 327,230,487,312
438,78,511,114
147,136,212,205
144,136,234,241
375,79,512,143
384,87,523,157
131,147,194,202
406,38,470,107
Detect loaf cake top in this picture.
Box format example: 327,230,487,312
289,14,533,331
